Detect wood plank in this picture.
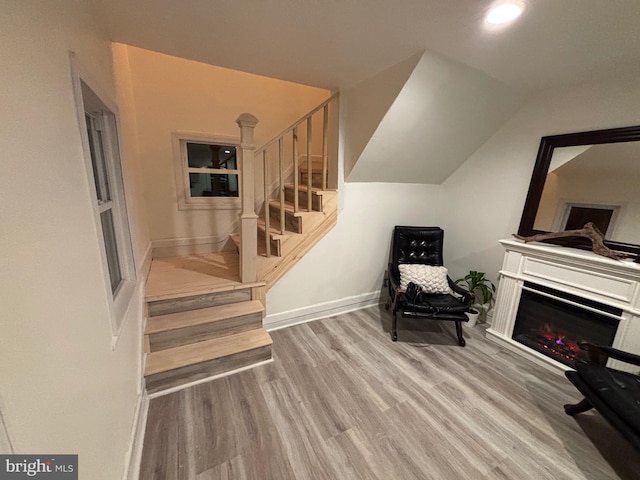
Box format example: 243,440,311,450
148,289,252,317
145,328,272,376
284,183,322,211
257,223,282,257
140,309,640,479
259,209,337,289
146,300,264,334
145,345,272,394
257,190,337,287
251,285,266,317
145,252,266,302
139,393,182,479
147,301,264,352
268,199,323,234
148,313,263,352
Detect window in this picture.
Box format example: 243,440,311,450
559,202,620,236
73,68,136,336
172,133,241,210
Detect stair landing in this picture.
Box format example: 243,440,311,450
145,251,263,302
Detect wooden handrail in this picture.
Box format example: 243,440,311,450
254,93,339,259
255,92,338,155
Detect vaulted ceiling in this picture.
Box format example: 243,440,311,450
94,0,640,91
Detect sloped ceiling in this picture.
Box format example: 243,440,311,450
548,145,592,172
346,52,523,184
343,53,422,178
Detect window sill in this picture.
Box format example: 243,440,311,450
177,197,242,211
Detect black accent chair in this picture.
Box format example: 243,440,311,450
564,342,640,451
385,226,473,346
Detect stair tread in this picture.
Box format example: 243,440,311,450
284,183,327,194
257,218,290,239
145,328,272,376
229,233,240,248
145,300,264,335
298,160,324,172
269,199,319,216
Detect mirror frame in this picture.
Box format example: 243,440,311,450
518,124,640,259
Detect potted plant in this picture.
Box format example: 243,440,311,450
455,271,496,325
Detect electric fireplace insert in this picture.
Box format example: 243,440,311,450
512,282,621,368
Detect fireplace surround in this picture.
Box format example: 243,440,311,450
487,239,640,373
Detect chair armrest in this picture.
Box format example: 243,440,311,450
578,342,640,367
448,277,474,305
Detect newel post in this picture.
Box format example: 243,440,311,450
236,113,259,283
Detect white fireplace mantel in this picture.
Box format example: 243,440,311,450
486,239,640,373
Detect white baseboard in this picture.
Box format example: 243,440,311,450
123,390,149,480
264,291,384,331
151,234,238,258
152,231,236,249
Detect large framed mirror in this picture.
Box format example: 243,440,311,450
518,125,640,260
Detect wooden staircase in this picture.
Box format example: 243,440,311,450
143,254,271,394
256,174,338,289
142,94,338,394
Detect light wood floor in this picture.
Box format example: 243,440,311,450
145,253,262,302
140,307,640,479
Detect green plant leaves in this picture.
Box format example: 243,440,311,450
454,270,496,305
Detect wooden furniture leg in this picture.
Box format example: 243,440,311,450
455,320,466,347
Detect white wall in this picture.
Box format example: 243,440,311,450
0,1,148,478
116,46,330,256
347,52,523,184
344,53,420,178
266,72,640,319
266,182,445,318
441,72,640,284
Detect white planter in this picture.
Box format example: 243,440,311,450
465,308,480,328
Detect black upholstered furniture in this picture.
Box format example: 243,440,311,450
564,342,640,451
385,226,472,346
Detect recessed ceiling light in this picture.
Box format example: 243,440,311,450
485,1,524,25
224,149,231,154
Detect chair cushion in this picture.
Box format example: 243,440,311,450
576,363,640,433
398,264,451,294
400,293,468,314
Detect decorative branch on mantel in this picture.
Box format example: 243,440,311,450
513,222,630,260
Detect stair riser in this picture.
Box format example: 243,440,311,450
258,227,282,256
145,344,271,394
148,311,263,352
148,289,252,317
284,187,322,211
300,171,325,188
268,203,302,233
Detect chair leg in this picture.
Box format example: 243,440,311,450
455,320,465,347
564,398,593,416
391,311,398,342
